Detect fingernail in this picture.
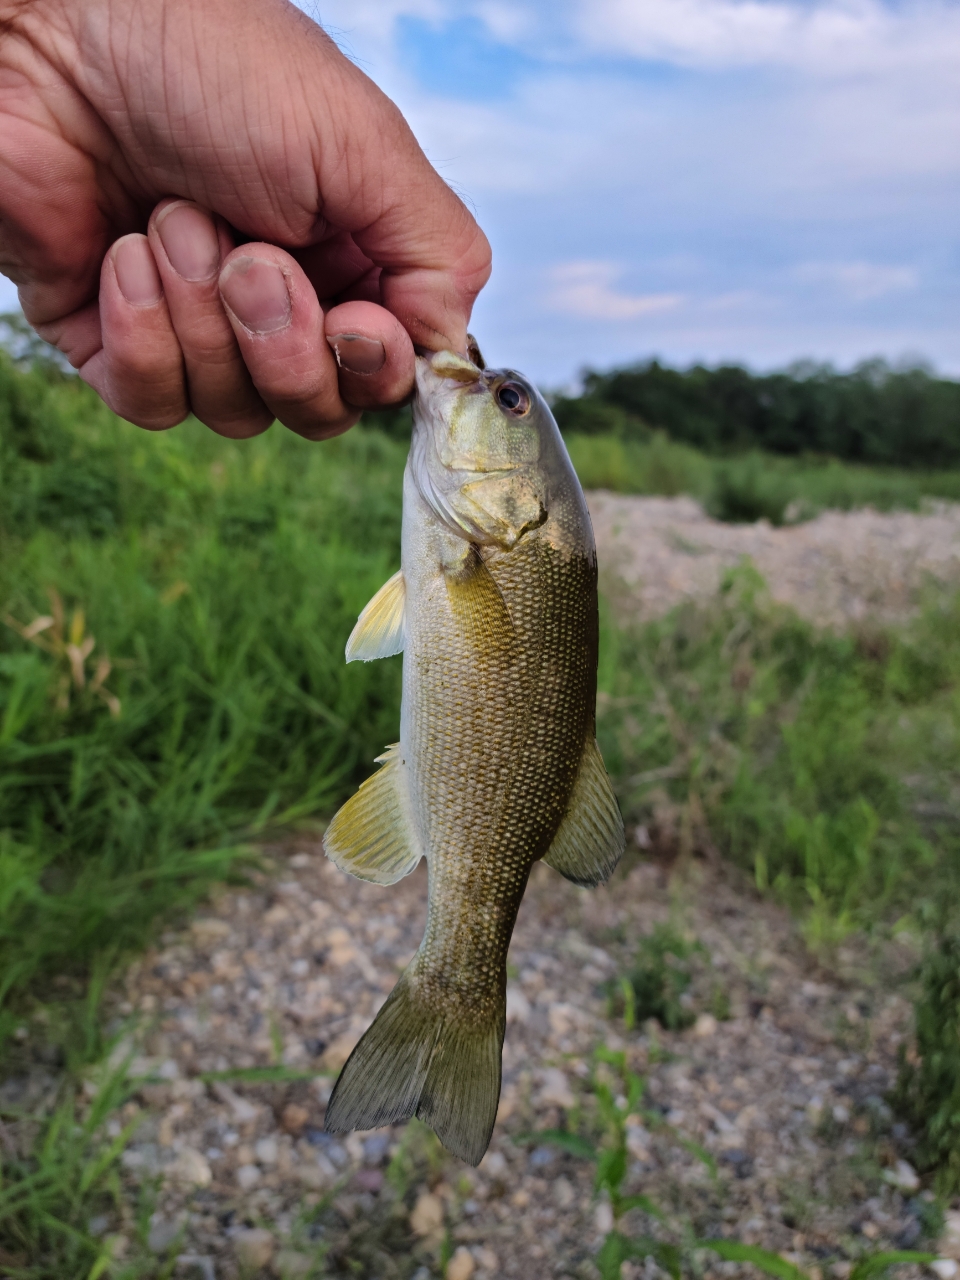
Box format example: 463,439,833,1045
327,333,386,375
156,201,220,281
114,235,162,306
219,257,291,334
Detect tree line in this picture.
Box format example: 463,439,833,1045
550,358,960,469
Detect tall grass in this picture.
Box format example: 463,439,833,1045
596,565,960,933
1,369,407,1022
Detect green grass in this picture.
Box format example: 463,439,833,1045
566,431,960,523
893,923,960,1196
596,565,960,933
1,363,407,1030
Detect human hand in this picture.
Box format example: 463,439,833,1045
0,0,491,437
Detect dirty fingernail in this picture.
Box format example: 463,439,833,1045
327,333,386,375
156,202,220,282
114,235,162,306
219,257,291,334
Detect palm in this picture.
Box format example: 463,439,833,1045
0,0,490,435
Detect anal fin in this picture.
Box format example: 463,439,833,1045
346,570,405,662
543,737,624,887
323,744,423,885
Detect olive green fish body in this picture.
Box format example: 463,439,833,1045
402,486,597,1015
324,347,623,1163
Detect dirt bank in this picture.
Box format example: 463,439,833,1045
588,494,960,629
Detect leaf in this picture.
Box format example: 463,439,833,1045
597,1232,680,1280
849,1252,936,1280
700,1239,808,1280
198,1066,328,1085
596,1231,635,1280
617,1192,665,1222
595,1144,628,1196
675,1133,718,1180
514,1130,597,1159
595,1045,628,1072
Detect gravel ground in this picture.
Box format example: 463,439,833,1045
92,849,947,1279
587,494,960,627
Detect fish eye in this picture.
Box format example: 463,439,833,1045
496,382,530,415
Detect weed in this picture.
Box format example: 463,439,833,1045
528,1042,934,1280
892,924,960,1195
0,1055,150,1278
597,565,960,926
606,924,707,1031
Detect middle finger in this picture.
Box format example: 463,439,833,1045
149,199,273,438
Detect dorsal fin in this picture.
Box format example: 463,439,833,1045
542,737,624,887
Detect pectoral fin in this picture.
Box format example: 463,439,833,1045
345,570,405,663
323,744,423,885
543,737,625,887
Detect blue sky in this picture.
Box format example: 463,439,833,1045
2,0,956,385
314,0,960,384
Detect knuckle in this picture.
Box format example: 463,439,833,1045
199,409,274,437
279,407,360,440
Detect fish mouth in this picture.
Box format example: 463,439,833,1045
418,349,484,386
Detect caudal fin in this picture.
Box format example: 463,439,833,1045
324,970,504,1166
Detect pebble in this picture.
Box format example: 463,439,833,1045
537,1067,576,1110
99,827,923,1277
931,1263,959,1280
594,1201,614,1233
446,1246,476,1280
235,1163,261,1191
281,1103,309,1136
254,1135,278,1164
166,1148,210,1188
233,1227,274,1270
410,1191,445,1237
273,1250,312,1277
147,1215,182,1253
883,1158,920,1192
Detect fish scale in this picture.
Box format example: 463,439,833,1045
323,344,624,1163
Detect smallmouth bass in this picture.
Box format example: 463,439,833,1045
323,341,624,1164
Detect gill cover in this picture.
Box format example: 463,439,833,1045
412,347,547,550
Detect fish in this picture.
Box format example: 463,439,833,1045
322,340,624,1165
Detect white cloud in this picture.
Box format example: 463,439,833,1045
577,0,960,76
794,261,918,301
290,1,960,379
547,262,682,320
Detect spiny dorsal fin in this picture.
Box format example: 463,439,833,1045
345,570,405,663
542,737,624,887
323,743,423,885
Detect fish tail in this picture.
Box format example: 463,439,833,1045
324,969,504,1166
